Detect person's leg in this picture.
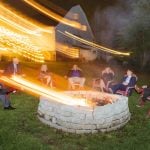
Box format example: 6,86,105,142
0,94,11,108
79,77,85,88
110,83,127,94
68,77,75,90
100,79,105,92
46,75,52,87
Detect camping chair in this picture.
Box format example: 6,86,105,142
92,78,101,90
92,78,114,92
115,86,136,96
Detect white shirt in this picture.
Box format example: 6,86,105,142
13,63,17,75
123,75,132,85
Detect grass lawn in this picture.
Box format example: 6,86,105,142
0,61,150,150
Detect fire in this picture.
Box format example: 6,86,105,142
0,76,89,107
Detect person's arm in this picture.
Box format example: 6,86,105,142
66,70,72,78
79,70,84,77
128,76,137,87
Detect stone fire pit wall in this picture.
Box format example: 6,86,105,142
38,91,130,134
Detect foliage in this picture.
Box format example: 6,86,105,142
115,0,150,70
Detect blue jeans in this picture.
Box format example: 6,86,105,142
111,83,127,94
0,94,11,108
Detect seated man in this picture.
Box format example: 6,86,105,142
66,64,85,90
4,57,22,76
0,83,15,110
109,69,137,95
93,67,115,92
39,64,53,87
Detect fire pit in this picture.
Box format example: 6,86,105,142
38,91,130,134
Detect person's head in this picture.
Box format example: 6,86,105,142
72,64,78,70
13,57,19,65
41,64,48,72
105,67,111,72
127,69,133,76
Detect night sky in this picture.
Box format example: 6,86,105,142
3,0,118,26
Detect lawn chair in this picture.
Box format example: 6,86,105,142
115,86,136,96
92,78,101,90
92,78,114,92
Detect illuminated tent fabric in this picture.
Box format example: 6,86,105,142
56,5,95,48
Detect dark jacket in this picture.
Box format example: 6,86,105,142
122,75,137,87
3,62,21,76
0,84,13,95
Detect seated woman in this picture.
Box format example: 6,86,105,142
93,67,115,92
109,69,137,95
65,64,85,90
39,64,53,87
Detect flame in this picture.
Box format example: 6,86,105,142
0,76,89,107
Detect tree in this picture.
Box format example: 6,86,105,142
116,0,150,70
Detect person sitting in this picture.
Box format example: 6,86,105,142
0,83,16,110
65,64,85,90
135,85,150,107
135,84,150,117
3,57,23,76
93,67,115,92
109,69,137,95
39,64,53,87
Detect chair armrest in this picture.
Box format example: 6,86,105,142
125,86,135,95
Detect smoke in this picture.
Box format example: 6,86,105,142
91,0,133,47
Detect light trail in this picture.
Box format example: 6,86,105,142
23,0,86,31
0,76,88,107
57,30,130,56
0,26,45,62
56,42,79,58
0,3,52,34
0,47,7,51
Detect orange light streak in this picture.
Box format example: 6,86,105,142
23,0,86,31
0,76,88,107
0,3,52,34
57,30,130,56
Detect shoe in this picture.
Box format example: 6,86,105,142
136,105,142,108
4,107,10,110
4,106,16,110
9,106,16,110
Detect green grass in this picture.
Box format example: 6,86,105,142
0,61,150,150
